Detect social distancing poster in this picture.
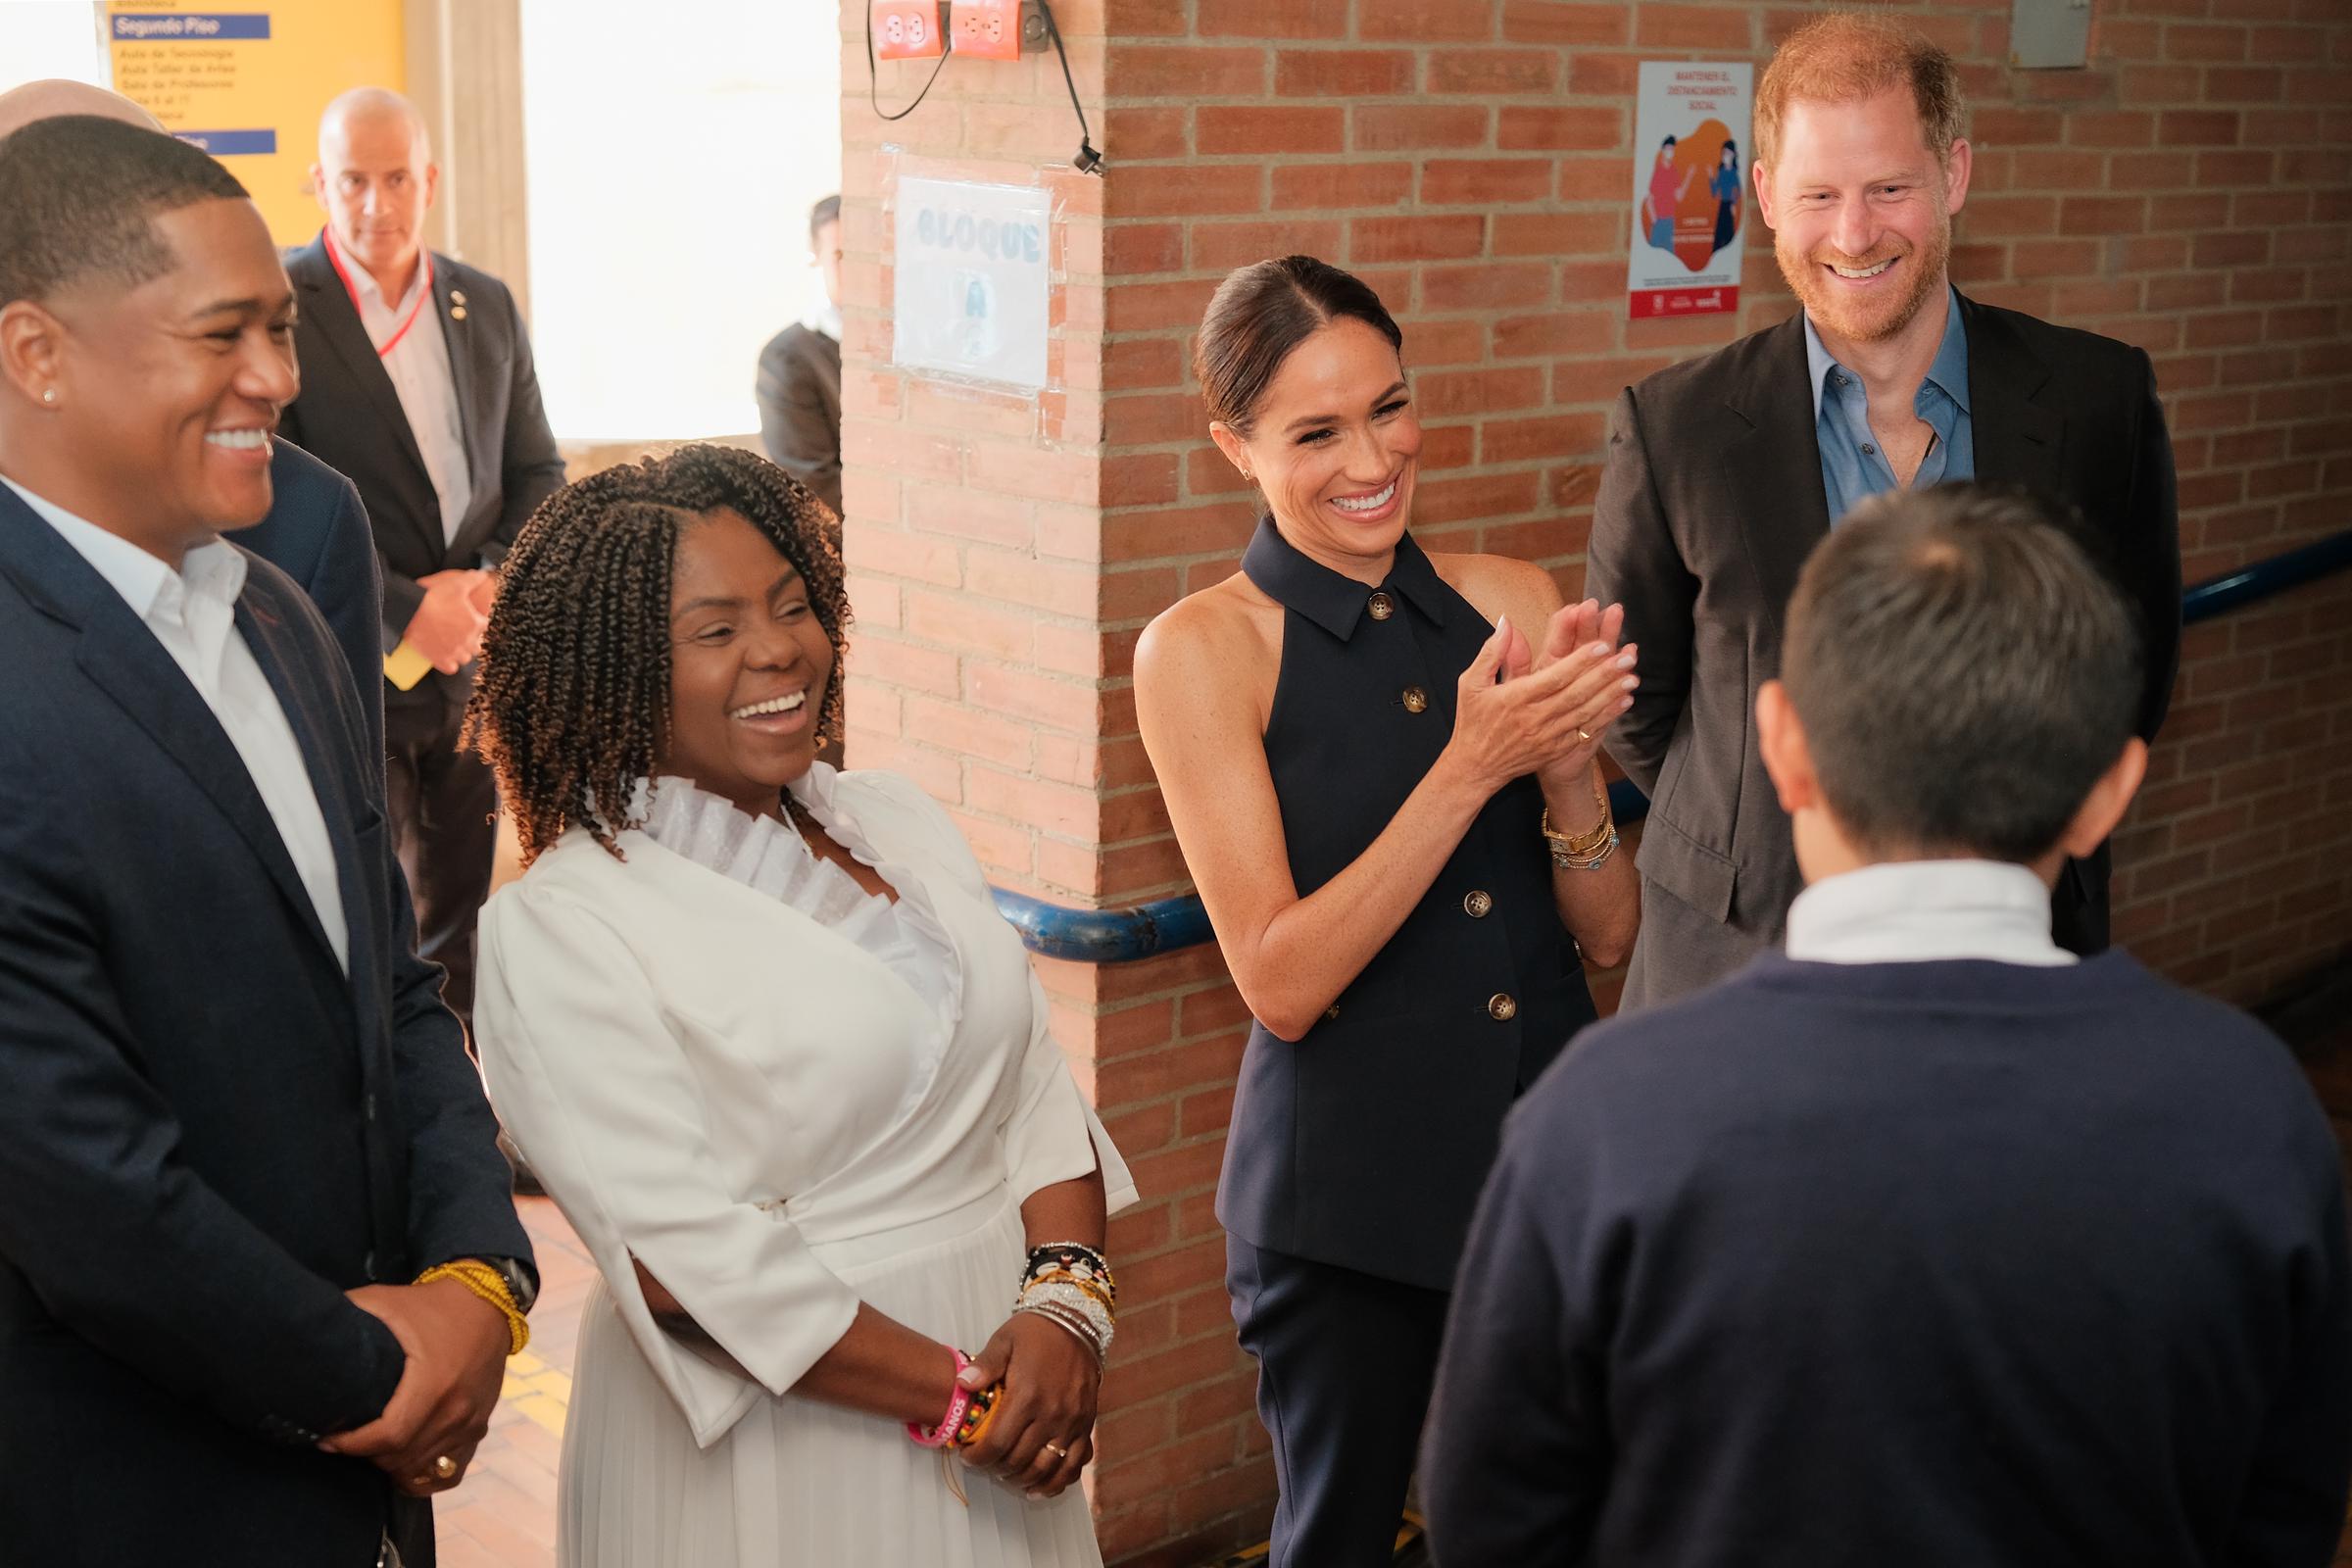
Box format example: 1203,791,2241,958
1627,62,1753,321
104,0,405,245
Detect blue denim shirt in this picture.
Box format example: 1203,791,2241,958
1804,288,1974,524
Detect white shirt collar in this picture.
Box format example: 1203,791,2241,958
1785,858,2074,967
344,244,431,316
0,474,246,620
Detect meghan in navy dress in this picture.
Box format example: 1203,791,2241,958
1135,258,1642,1567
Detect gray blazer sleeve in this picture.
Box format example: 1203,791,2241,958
1589,385,1699,799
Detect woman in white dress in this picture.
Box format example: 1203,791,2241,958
463,445,1137,1566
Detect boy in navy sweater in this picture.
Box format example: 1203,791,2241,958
1422,484,2352,1567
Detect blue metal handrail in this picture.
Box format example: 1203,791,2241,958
2181,529,2352,625
995,530,2352,963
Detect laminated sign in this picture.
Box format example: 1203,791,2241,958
892,177,1052,393
1627,62,1753,321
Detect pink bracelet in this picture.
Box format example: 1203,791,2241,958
906,1348,974,1447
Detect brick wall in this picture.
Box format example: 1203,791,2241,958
837,1,2352,1562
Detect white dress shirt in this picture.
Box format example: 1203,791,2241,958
5,476,350,971
1785,858,2074,968
346,250,472,545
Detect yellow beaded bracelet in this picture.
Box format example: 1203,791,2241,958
416,1259,531,1355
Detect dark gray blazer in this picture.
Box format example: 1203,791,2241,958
756,321,844,519
278,232,566,720
0,485,531,1565
1588,294,2181,1009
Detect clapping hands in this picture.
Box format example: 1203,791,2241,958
1446,598,1637,796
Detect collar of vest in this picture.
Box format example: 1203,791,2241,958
1240,515,1452,641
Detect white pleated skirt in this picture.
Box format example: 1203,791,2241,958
556,1188,1106,1567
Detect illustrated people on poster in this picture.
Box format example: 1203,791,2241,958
1710,138,1742,255
1641,135,1694,252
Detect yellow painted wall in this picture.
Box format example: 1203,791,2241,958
105,0,404,245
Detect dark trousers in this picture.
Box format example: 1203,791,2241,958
1227,1232,1450,1568
384,698,496,1033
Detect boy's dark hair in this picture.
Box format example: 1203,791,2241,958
1784,484,2141,861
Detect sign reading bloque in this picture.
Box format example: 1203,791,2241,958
891,175,1052,393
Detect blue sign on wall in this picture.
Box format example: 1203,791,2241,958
172,129,278,156
112,13,271,41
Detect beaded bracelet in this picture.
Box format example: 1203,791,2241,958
1023,1242,1117,1305
954,1380,1002,1448
415,1260,530,1355
907,1348,978,1447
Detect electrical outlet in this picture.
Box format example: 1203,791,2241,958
949,0,1021,60
873,0,944,61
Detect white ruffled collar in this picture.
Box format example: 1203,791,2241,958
630,768,964,1032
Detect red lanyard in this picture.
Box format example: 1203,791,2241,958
321,227,434,359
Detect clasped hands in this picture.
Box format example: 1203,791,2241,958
318,1276,512,1497
954,1312,1100,1500
405,568,501,674
1448,597,1637,797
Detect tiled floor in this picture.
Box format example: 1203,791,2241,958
429,1197,593,1568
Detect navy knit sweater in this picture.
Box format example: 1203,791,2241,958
1421,951,2352,1568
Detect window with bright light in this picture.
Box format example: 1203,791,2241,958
0,3,109,92
517,0,843,441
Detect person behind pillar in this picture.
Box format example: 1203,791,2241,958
0,114,534,1566
756,192,845,523
1421,484,2352,1568
278,86,566,1037
0,78,384,749
1587,13,2180,1010
1134,256,1642,1568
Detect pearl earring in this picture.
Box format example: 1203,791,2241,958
40,388,57,405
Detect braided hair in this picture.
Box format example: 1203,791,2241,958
464,444,850,864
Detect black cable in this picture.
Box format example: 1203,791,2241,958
1035,0,1101,173
867,0,954,122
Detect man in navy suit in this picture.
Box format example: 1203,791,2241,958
0,78,385,748
1422,486,2352,1567
0,115,531,1566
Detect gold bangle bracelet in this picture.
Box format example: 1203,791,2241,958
1541,769,1614,859
416,1260,531,1355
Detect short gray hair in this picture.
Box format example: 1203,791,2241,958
1782,484,2140,862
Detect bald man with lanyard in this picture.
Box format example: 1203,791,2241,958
277,87,565,1041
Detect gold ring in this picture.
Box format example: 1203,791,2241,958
1043,1443,1068,1458
432,1454,458,1481
1577,727,1594,742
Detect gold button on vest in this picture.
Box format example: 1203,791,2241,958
1401,685,1428,714
1463,890,1493,918
1488,993,1518,1021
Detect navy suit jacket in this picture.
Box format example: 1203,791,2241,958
0,485,531,1566
238,438,385,759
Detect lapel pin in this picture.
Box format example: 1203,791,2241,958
450,289,466,304
449,287,467,319
450,305,466,319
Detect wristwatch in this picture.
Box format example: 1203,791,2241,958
478,1255,539,1315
